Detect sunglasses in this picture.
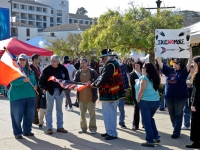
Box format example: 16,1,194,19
19,58,26,61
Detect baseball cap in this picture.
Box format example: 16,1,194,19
18,53,28,60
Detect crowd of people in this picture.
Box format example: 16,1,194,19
6,48,200,148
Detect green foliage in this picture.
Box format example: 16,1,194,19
125,83,164,105
80,7,183,62
158,84,164,101
125,87,133,105
46,33,97,59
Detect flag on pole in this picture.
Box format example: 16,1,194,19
48,76,89,92
0,50,25,86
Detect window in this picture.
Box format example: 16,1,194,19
43,23,46,28
50,33,55,37
79,20,83,24
51,10,53,14
28,6,34,11
26,29,30,37
43,8,47,13
74,20,77,23
50,17,53,23
36,7,41,12
85,21,88,24
13,4,17,8
27,39,30,41
69,19,72,23
21,5,25,9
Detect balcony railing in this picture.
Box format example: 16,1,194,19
12,33,18,37
37,26,43,28
43,19,47,21
57,21,62,23
29,18,35,20
21,17,27,19
36,18,43,21
57,13,62,16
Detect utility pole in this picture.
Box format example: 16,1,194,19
145,0,175,12
145,0,175,63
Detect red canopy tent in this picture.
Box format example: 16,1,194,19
0,38,53,56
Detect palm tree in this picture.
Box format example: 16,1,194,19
76,7,88,15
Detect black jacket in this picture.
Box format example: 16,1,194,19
191,72,200,106
74,68,98,103
39,64,69,95
37,92,46,109
130,71,140,101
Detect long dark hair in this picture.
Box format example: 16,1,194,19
18,60,31,76
192,56,200,82
144,63,160,91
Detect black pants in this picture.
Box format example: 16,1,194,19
132,98,140,128
190,102,200,142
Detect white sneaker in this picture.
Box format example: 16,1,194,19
181,126,190,130
78,130,86,134
90,130,96,134
67,107,73,111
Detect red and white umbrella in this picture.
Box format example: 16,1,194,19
0,38,53,56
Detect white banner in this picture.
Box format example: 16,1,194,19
155,29,191,58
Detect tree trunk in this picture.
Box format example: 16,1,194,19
149,52,155,64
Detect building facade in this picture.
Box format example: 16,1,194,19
0,0,95,41
38,23,90,41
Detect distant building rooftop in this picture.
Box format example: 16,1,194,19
69,13,92,20
40,23,91,32
12,0,51,7
184,17,200,27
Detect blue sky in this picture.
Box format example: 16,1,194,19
69,0,200,17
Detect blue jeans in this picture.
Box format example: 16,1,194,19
46,89,64,129
10,97,35,136
64,89,72,108
138,100,160,143
165,98,187,136
183,100,191,128
118,99,125,125
160,85,166,110
102,101,119,137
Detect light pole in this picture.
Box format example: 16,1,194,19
9,0,13,37
146,0,175,12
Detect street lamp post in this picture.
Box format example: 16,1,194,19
145,0,175,12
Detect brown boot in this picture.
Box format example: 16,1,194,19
57,128,68,133
47,129,53,134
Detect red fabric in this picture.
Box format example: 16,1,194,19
0,38,53,56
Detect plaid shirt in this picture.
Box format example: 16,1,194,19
120,63,129,91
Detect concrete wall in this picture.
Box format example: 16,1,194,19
16,26,38,41
38,30,79,41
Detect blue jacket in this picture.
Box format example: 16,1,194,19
120,63,129,91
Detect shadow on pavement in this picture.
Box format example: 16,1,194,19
17,136,70,150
